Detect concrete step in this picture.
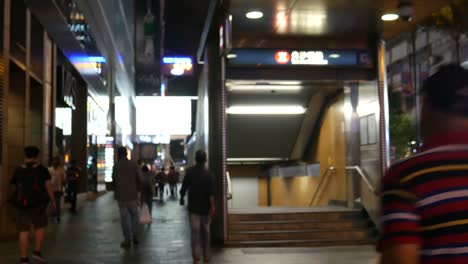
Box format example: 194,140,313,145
228,220,369,231
227,228,372,241
225,238,376,248
228,210,362,223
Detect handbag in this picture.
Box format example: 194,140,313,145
139,204,152,224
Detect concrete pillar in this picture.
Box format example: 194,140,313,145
377,40,390,175
205,20,227,244
71,80,88,192
344,83,360,208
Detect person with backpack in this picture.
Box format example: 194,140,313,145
66,160,80,213
9,146,56,264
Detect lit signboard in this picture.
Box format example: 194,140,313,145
162,56,194,76
227,49,373,67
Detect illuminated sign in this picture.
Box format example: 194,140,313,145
291,51,328,65
275,51,290,64
162,56,194,76
227,49,373,67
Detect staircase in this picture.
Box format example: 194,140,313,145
226,207,376,247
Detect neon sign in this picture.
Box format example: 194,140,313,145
162,56,194,76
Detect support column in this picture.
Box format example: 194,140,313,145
206,19,227,244
345,83,361,208
71,80,88,193
378,40,390,175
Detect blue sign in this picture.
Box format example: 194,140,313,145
227,49,373,67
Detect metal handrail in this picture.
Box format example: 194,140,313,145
309,166,335,206
345,166,377,195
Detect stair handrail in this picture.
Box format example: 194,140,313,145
309,166,336,206
345,166,377,195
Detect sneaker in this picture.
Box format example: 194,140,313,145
132,237,139,246
31,252,46,263
120,240,131,249
19,257,29,264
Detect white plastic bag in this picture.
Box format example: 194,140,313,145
139,204,152,224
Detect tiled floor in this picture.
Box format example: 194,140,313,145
0,193,379,263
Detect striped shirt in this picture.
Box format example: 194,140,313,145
379,132,468,263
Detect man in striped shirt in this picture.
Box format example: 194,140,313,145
380,65,468,264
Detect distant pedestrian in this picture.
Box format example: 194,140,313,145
140,165,156,216
168,165,180,197
65,160,80,213
8,146,56,264
156,167,168,201
112,147,141,248
180,150,215,264
49,156,65,223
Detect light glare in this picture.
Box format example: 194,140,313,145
381,13,399,21
246,11,263,19
227,105,306,115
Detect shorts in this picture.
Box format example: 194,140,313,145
16,207,48,232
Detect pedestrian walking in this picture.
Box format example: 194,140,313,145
168,165,180,198
156,167,168,201
180,150,215,264
140,165,156,216
49,156,65,223
8,146,56,264
65,160,80,213
112,147,141,248
379,65,468,263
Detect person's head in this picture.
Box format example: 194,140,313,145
195,150,207,165
51,156,61,167
420,64,468,140
117,147,128,160
142,165,149,172
24,146,40,161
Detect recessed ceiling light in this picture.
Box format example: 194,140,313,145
227,105,306,115
246,11,263,19
329,54,340,59
381,13,399,21
228,85,302,91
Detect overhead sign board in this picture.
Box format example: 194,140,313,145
227,49,373,67
162,56,194,76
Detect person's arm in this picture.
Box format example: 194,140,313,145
45,180,56,208
378,168,421,264
180,170,190,205
209,195,216,218
112,165,118,199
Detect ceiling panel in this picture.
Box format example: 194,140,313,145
230,0,382,36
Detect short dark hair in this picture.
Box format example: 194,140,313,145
195,150,207,164
423,64,468,116
117,147,127,159
142,165,149,172
24,146,40,159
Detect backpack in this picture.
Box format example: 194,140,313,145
9,164,49,208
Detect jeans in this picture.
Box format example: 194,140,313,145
53,191,62,221
118,200,139,241
190,214,211,261
169,183,178,197
67,182,77,211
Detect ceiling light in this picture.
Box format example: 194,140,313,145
246,11,263,19
228,85,302,91
329,54,340,59
381,13,399,21
227,105,306,115
227,54,237,59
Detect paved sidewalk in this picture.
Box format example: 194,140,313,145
0,193,378,263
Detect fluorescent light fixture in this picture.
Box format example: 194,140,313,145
246,11,263,19
227,158,287,162
162,56,193,64
228,85,302,91
227,54,237,59
381,13,399,21
329,54,340,59
88,56,106,63
227,105,306,115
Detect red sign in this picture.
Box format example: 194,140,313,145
275,51,290,64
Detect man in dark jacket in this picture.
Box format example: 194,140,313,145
180,150,215,264
112,147,140,248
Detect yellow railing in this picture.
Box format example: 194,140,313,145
309,166,336,206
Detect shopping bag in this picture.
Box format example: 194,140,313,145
139,204,152,224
